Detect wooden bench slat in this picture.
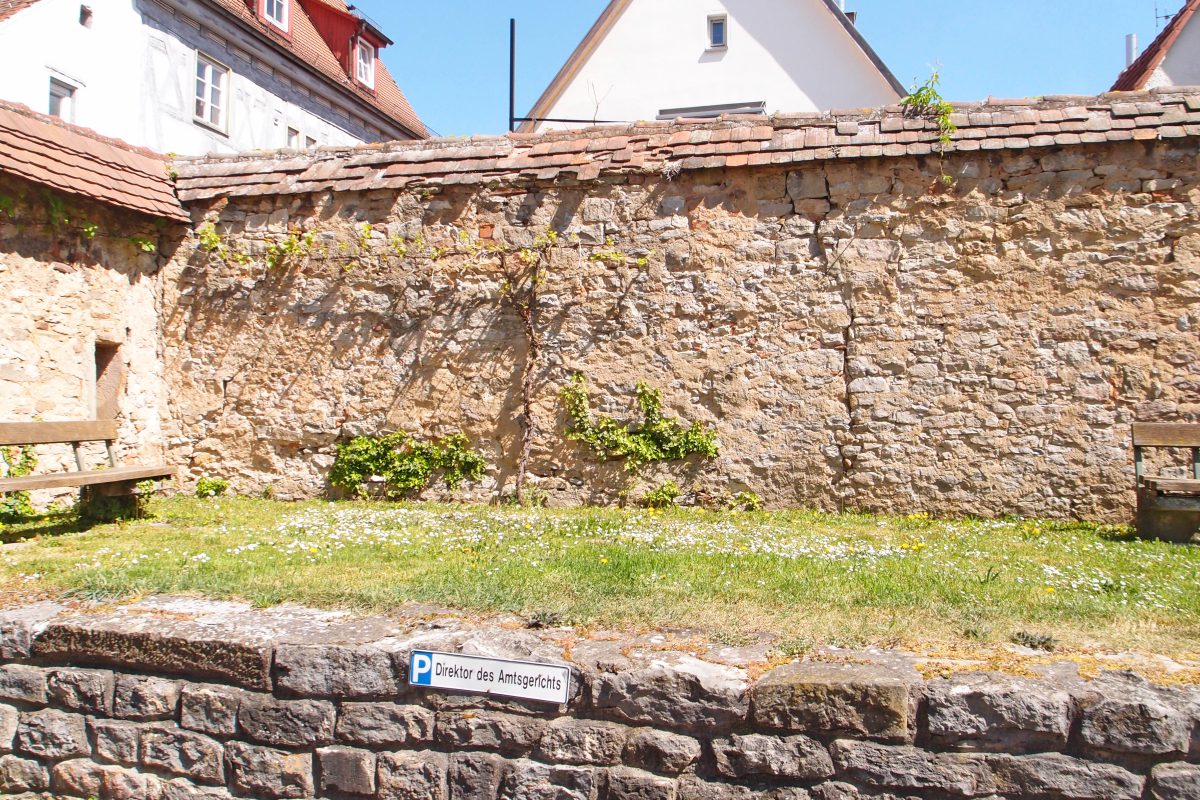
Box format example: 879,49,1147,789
0,466,177,493
1132,423,1200,447
0,421,120,446
1142,477,1200,494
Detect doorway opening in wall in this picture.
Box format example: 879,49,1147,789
94,343,122,420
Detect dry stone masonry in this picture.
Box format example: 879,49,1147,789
0,597,1195,800
165,90,1200,520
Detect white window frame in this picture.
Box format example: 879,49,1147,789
263,0,288,32
194,52,229,133
48,77,77,122
708,14,728,50
286,126,300,148
355,38,375,89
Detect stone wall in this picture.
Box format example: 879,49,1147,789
0,175,179,505
0,597,1195,800
165,135,1200,521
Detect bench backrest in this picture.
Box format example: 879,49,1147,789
1133,423,1200,483
0,421,118,446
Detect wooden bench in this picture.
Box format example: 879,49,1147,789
0,421,177,498
1133,423,1200,543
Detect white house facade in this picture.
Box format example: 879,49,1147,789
0,0,425,156
521,0,904,133
1113,0,1200,91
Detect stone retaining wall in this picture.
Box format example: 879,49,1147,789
0,598,1195,799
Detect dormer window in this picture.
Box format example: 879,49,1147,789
356,38,375,89
263,0,288,32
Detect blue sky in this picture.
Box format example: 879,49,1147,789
354,0,1178,138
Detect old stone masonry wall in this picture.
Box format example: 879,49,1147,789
167,110,1200,521
0,597,1196,800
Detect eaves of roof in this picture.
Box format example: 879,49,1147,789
0,0,39,23
1112,0,1200,91
519,0,906,134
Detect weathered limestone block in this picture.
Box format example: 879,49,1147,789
51,758,113,798
162,777,236,800
607,767,677,800
1150,762,1200,800
435,710,546,756
534,717,629,766
336,702,435,748
713,733,834,780
499,759,596,800
114,674,181,721
105,766,167,800
676,775,790,800
830,740,993,796
237,694,335,747
988,753,1144,800
140,725,225,784
378,750,448,800
753,663,913,741
0,754,49,793
0,603,65,661
47,668,115,716
89,718,142,765
275,643,401,698
1080,695,1191,756
226,741,314,799
590,658,748,731
0,704,17,754
449,752,507,800
16,708,89,760
0,665,46,705
924,673,1072,752
316,745,376,795
180,683,242,736
623,728,701,776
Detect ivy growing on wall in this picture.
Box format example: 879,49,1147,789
330,432,487,499
559,375,720,474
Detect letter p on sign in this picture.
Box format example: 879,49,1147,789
410,652,433,685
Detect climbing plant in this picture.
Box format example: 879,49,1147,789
329,432,487,498
0,445,37,521
559,375,720,474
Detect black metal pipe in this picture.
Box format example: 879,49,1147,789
509,19,516,132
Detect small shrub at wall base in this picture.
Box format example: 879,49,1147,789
196,477,228,499
1013,631,1057,651
0,445,37,522
329,432,487,499
643,480,681,509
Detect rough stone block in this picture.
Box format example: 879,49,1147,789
114,675,181,721
0,754,49,793
1150,762,1200,800
925,674,1071,752
989,753,1144,800
607,767,677,800
16,708,89,760
535,717,628,766
162,777,236,799
624,728,701,776
180,683,241,737
676,775,757,800
753,663,912,741
336,702,435,748
449,752,507,800
227,741,314,799
435,710,546,756
90,718,142,765
317,745,376,795
500,759,595,800
378,750,448,800
141,726,225,784
238,694,335,747
590,659,748,731
1081,695,1190,756
713,733,834,780
0,602,65,661
51,757,112,798
831,740,993,796
47,668,115,716
105,766,166,800
0,665,46,705
788,171,829,200
275,643,400,698
0,704,18,754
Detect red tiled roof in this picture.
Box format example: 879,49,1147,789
1112,0,1200,91
0,0,38,22
173,90,1200,202
206,0,426,138
0,100,187,220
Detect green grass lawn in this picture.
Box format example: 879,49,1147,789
1,498,1198,656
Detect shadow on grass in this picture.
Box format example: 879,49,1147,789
1,512,94,543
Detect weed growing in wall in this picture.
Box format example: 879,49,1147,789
901,65,957,185
330,432,487,499
559,375,720,474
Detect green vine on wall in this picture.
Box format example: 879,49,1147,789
901,65,957,185
0,445,37,521
559,375,720,474
329,432,487,498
